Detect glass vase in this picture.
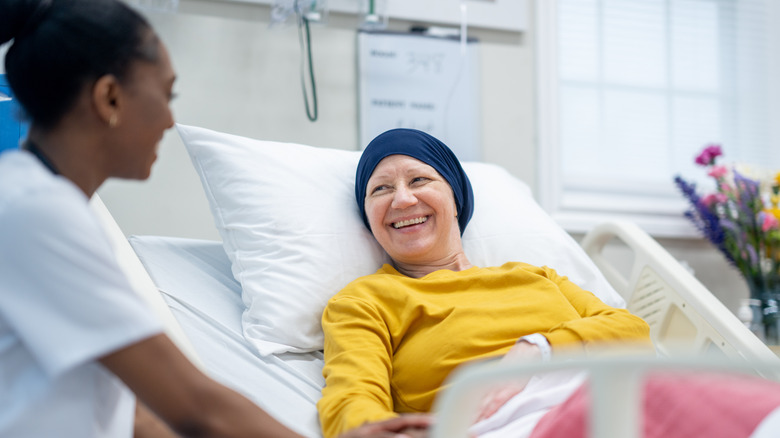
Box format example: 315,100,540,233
762,297,780,345
738,298,765,342
746,279,780,345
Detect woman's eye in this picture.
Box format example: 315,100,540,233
411,177,429,185
370,185,389,195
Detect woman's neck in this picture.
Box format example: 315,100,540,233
393,253,473,278
27,126,107,198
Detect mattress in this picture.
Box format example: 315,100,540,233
128,235,324,437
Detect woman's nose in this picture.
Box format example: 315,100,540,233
391,185,418,209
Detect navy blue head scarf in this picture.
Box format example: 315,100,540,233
355,128,474,235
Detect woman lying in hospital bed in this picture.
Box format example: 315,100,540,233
318,128,780,438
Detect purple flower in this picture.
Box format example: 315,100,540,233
746,243,759,268
677,146,780,293
733,170,760,199
733,170,762,216
720,219,739,233
675,175,733,264
695,144,723,166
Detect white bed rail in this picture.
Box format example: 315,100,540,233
89,195,205,370
431,354,780,438
580,220,780,367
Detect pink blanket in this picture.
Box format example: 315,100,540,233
530,372,780,438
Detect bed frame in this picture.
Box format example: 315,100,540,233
431,354,780,438
580,220,778,364
430,221,780,438
90,195,780,438
90,196,204,368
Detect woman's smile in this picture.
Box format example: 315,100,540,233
392,216,429,229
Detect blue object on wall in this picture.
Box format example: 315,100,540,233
0,74,28,152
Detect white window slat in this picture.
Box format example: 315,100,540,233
538,0,780,238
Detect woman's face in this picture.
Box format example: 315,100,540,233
364,154,462,265
108,38,176,180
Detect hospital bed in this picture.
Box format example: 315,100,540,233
92,124,780,437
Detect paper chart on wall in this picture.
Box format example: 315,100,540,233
358,30,481,162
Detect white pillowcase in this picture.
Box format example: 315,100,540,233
178,124,625,355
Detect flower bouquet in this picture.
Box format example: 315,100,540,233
674,145,780,343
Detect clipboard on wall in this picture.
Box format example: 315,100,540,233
357,30,481,161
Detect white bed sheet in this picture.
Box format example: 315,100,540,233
128,235,324,437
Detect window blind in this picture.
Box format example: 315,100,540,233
541,0,780,236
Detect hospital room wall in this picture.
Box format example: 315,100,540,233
95,2,533,244
0,1,746,311
115,1,744,312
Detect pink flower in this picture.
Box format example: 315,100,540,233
707,165,728,179
761,211,779,232
701,193,727,207
695,144,723,166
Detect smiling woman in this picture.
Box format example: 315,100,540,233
364,154,466,275
358,129,474,278
355,129,474,237
104,42,177,181
317,128,653,438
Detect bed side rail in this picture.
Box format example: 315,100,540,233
90,195,205,370
580,220,779,367
431,355,780,438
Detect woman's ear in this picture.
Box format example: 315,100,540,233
92,74,121,127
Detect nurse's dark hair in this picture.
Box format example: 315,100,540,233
0,0,159,130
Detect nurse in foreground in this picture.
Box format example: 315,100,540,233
0,0,430,437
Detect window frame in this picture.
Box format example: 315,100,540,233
534,0,748,239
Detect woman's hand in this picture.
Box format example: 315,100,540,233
473,340,542,423
339,415,433,438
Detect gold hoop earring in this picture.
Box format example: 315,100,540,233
109,114,118,128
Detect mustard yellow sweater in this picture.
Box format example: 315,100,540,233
318,262,651,438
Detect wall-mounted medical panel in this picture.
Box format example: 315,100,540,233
202,0,527,32
358,30,481,162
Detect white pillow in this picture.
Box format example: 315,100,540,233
178,124,625,355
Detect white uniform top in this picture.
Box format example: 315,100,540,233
0,150,163,437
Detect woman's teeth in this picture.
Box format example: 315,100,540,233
393,216,428,229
